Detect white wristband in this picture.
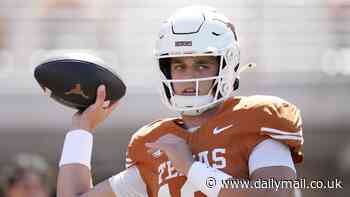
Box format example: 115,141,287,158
187,162,232,197
59,130,93,169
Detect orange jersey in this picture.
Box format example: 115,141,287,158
126,95,303,197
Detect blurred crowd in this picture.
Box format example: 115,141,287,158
0,153,55,197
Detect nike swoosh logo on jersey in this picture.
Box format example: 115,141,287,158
213,124,233,135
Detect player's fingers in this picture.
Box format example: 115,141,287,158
145,142,157,148
94,85,106,108
159,133,180,140
157,134,183,144
145,142,165,150
146,147,158,154
146,142,171,153
102,100,111,108
73,111,81,117
106,101,119,113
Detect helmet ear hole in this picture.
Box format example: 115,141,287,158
233,78,239,90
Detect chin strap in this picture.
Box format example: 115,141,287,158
171,95,222,116
181,108,209,116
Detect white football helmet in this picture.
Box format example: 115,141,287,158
155,6,250,116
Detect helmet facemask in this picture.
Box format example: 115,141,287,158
158,50,239,116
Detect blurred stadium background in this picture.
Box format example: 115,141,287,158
0,0,349,196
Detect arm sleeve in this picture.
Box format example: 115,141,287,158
108,166,147,197
248,139,296,175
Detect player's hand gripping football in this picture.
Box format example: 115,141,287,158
146,134,194,176
72,85,119,133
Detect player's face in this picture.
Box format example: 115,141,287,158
170,56,219,96
6,172,48,197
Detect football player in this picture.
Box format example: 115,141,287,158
57,6,303,197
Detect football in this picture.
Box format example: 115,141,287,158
34,53,126,111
